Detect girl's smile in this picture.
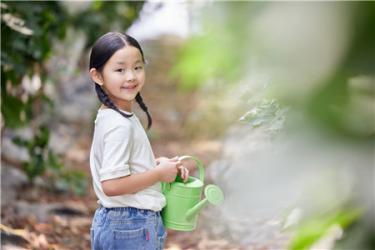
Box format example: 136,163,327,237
121,84,139,90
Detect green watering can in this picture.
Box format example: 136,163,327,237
161,156,224,231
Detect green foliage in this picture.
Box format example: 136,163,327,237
52,170,88,197
12,126,51,181
304,75,375,140
288,208,362,250
171,2,374,140
172,3,373,248
305,3,375,140
2,1,144,191
240,99,288,133
170,32,244,90
340,3,375,75
12,126,87,195
170,2,253,91
334,215,375,250
1,84,29,128
1,1,144,128
1,1,67,128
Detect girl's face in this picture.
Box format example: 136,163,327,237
91,46,145,111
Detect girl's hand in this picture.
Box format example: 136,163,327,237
155,156,189,182
155,156,179,165
155,158,182,183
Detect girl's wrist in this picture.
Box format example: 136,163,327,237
151,167,162,182
155,157,169,166
155,157,165,165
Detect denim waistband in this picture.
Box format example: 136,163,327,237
99,206,161,217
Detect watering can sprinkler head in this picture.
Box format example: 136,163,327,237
205,184,225,205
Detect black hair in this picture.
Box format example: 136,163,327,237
89,32,152,129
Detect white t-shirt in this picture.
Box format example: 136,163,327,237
89,108,166,211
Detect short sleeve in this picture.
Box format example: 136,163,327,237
99,122,133,181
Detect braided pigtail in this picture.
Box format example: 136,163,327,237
95,83,133,118
135,93,152,129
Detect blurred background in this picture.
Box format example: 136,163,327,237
1,1,374,250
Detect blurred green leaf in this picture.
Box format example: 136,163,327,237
54,170,88,196
1,94,28,128
240,99,288,132
288,209,362,250
170,31,244,90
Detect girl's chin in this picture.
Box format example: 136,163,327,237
120,88,140,96
119,94,138,102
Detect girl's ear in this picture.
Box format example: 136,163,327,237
89,68,104,86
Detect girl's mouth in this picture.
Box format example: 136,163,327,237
121,84,138,90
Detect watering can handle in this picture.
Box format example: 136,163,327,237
178,155,205,182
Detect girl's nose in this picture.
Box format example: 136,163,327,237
125,70,135,81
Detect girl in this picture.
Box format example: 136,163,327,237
88,32,189,250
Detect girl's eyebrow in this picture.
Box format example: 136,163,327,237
115,60,142,65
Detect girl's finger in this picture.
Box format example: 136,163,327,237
184,168,189,182
180,166,189,182
177,166,186,181
181,167,186,181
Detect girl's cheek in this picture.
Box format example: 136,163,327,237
137,72,145,79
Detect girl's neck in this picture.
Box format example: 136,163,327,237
100,104,133,113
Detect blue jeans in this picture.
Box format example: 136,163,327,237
90,206,167,250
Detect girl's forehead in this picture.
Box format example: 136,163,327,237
108,46,143,65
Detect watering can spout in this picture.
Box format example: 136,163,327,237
185,199,208,221
185,184,224,221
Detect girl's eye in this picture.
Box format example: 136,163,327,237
116,69,125,73
135,66,143,70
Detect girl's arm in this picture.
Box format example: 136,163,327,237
101,160,181,196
